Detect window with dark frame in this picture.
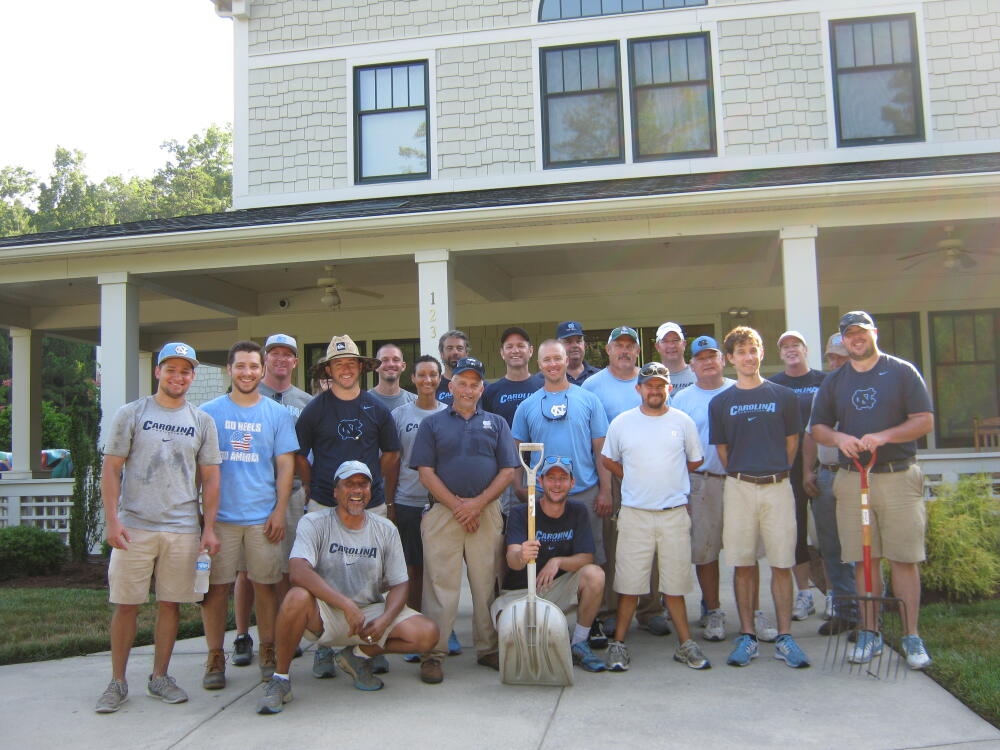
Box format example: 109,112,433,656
354,61,430,183
830,15,924,146
628,33,716,161
539,0,706,22
541,43,624,168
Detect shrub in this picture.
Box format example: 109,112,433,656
923,476,1000,601
0,525,66,581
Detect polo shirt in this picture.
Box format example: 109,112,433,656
567,362,601,387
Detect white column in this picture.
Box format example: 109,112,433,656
780,226,822,370
415,249,454,358
98,273,140,448
138,352,154,397
7,327,42,479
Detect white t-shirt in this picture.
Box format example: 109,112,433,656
602,406,703,510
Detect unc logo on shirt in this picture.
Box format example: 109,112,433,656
337,418,364,440
852,388,878,411
229,430,253,452
550,403,567,418
482,419,494,430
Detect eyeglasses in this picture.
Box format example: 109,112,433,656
639,362,670,378
540,391,569,421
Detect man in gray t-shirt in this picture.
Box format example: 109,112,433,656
95,342,222,714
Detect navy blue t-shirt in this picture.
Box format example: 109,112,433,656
709,381,801,475
810,353,933,465
769,369,826,432
482,374,543,427
295,390,400,507
435,377,453,406
502,499,594,590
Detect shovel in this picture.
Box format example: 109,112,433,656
497,443,574,686
824,450,905,681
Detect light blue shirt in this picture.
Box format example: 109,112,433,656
581,367,640,423
670,378,735,475
511,385,609,493
201,394,299,525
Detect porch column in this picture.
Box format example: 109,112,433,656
415,249,454,357
6,327,43,479
98,272,139,448
780,226,822,370
138,351,154,397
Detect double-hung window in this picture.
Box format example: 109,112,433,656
355,61,429,183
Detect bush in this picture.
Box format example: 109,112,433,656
0,526,66,581
923,475,1000,601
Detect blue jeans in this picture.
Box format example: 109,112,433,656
812,467,856,619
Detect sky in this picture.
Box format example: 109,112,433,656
1,1,234,182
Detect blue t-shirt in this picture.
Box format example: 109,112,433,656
581,367,640,422
769,369,826,432
511,385,608,493
201,394,300,525
295,390,400,508
708,381,801,475
671,378,735,475
482,374,543,427
409,406,519,498
810,353,933,465
502,499,594,590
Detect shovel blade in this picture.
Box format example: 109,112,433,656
497,595,574,687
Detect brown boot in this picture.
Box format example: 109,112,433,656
203,648,226,690
420,658,443,684
259,642,276,682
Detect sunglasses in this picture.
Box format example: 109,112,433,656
541,455,574,476
639,362,670,378
540,391,569,421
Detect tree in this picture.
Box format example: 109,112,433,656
151,124,232,217
0,166,36,237
33,148,118,234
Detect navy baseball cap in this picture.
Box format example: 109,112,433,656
690,336,721,356
839,311,876,335
608,326,639,343
452,357,486,378
500,326,531,345
157,342,199,367
556,321,584,339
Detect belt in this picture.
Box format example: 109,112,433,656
843,458,915,474
727,471,790,485
694,471,727,479
820,464,840,472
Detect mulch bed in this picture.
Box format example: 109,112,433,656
0,556,108,589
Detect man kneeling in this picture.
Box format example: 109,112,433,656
490,456,607,672
258,460,438,714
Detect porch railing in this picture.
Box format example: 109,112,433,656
0,479,76,544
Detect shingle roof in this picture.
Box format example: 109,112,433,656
2,152,997,248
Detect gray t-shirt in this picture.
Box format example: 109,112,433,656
669,365,697,397
369,388,417,413
290,508,408,608
104,396,222,534
391,400,446,507
259,381,312,490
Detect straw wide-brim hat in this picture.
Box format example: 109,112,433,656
312,334,380,374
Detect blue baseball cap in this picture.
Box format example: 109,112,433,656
452,357,486,378
540,456,574,478
608,325,639,344
839,311,876,335
556,321,585,339
264,333,298,355
157,342,199,367
334,460,372,483
690,335,721,356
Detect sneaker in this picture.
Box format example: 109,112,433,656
202,648,226,690
312,646,337,679
420,658,444,684
95,679,128,713
232,633,253,667
639,614,671,636
371,653,390,674
256,676,292,714
259,642,276,682
818,616,857,636
901,635,932,670
823,591,834,620
726,634,759,667
674,639,711,670
847,630,884,664
403,654,420,663
703,608,726,642
792,590,816,621
774,634,811,668
335,649,384,691
605,640,630,672
147,674,188,704
588,619,609,650
447,630,462,656
571,641,607,672
754,610,778,642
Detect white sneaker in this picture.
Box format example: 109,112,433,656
754,610,778,642
823,591,834,620
792,590,815,621
703,609,726,642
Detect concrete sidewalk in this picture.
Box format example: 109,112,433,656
5,564,999,750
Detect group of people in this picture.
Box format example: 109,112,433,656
95,309,935,717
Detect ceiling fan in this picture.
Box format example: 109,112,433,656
897,226,1000,271
288,265,384,309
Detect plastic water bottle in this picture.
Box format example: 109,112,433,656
194,551,211,594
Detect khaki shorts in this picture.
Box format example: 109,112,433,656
307,499,388,517
304,601,419,649
108,528,203,605
211,522,283,585
834,464,926,563
689,473,724,565
280,486,307,572
723,478,796,569
490,569,582,624
614,505,693,596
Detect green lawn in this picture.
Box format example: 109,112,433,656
0,588,228,666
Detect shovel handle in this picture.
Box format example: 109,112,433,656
518,443,544,567
852,450,877,595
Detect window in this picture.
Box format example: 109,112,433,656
541,43,624,168
539,0,705,22
628,34,715,160
830,15,923,146
354,62,429,183
930,309,1000,448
